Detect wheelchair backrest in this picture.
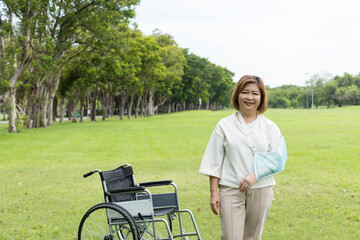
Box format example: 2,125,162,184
99,165,136,202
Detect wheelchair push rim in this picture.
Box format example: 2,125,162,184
78,203,139,240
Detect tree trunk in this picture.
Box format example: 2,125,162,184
32,85,45,128
141,98,145,118
59,96,65,123
100,89,109,121
72,87,81,123
66,99,72,120
135,96,141,119
47,69,62,126
102,102,108,121
90,94,96,121
119,91,126,120
32,97,41,128
110,93,115,117
41,86,49,128
8,87,16,133
168,103,171,113
80,103,84,122
26,87,36,128
147,91,154,116
90,85,98,121
128,93,134,119
71,98,78,123
48,94,54,126
53,96,57,122
29,74,47,128
154,97,168,114
155,100,158,115
0,26,6,60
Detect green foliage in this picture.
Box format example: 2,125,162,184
14,114,27,132
205,64,234,107
267,72,360,108
39,111,44,127
0,0,140,105
0,80,10,94
267,85,302,108
178,49,233,109
152,31,186,99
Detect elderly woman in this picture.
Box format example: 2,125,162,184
199,75,287,240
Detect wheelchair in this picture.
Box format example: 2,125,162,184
78,164,202,240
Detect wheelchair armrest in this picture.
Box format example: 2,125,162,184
105,186,146,196
139,180,173,187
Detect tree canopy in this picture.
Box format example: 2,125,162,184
0,1,235,132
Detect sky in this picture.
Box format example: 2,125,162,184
133,0,360,87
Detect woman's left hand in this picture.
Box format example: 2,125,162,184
239,172,257,192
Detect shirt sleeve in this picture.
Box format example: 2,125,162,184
198,123,225,178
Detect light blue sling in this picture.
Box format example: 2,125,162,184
237,112,287,180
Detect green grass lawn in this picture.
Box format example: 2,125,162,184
1,107,359,239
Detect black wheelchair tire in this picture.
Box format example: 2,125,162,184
78,202,139,240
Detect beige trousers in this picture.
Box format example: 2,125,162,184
219,185,273,240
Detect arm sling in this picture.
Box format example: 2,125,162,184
237,112,287,180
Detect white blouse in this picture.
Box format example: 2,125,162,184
199,112,283,189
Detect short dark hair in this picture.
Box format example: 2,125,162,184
231,75,268,114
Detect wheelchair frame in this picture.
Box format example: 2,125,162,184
78,164,201,240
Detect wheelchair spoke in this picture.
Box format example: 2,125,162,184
78,203,138,240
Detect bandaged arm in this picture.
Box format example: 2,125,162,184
253,135,287,180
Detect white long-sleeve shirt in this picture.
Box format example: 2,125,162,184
199,112,283,189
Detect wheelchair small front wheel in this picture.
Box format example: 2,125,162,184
78,203,139,240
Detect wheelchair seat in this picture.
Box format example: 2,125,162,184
100,165,177,217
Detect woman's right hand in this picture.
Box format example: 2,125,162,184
210,192,220,215
209,176,220,215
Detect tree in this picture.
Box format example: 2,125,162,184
134,34,165,116
0,0,38,132
348,85,360,105
267,85,301,108
319,80,336,108
180,49,210,110
0,0,139,132
328,72,360,107
205,64,234,110
152,30,185,113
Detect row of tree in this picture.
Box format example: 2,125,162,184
1,1,359,134
0,0,234,133
267,72,360,109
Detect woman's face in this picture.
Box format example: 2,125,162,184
238,83,262,114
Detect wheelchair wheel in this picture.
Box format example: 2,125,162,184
78,203,139,240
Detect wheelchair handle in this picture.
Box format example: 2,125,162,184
83,169,101,178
